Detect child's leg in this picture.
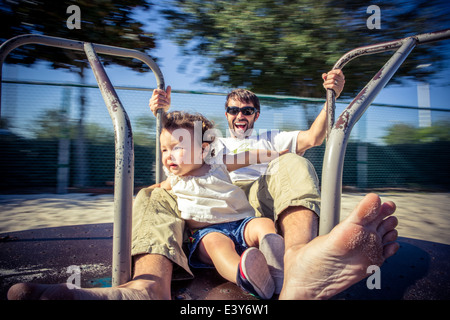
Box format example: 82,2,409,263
243,217,277,247
197,222,276,299
196,232,241,283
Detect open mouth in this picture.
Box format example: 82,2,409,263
169,163,179,170
234,121,248,132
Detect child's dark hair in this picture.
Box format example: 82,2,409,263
162,111,216,144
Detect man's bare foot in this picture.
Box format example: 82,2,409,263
6,276,170,300
8,253,173,300
279,193,399,300
7,278,161,300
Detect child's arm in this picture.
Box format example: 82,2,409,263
160,179,172,190
224,149,288,172
146,179,172,190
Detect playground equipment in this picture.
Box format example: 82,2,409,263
320,29,450,235
0,30,449,299
0,34,165,287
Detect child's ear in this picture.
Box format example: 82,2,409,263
201,142,211,159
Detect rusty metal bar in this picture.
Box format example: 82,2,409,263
0,34,164,90
320,29,450,235
320,38,417,235
155,109,164,183
0,34,165,285
0,34,165,183
84,42,133,286
325,29,450,140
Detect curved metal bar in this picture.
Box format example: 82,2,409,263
84,42,134,286
324,29,450,140
320,38,417,235
0,34,165,181
0,34,164,88
0,34,166,285
320,29,450,235
155,109,164,183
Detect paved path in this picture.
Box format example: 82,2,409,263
1,192,449,245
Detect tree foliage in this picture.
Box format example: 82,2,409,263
31,108,114,142
0,0,156,75
161,0,450,98
382,121,450,144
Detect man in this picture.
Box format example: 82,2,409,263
8,70,399,300
149,70,345,255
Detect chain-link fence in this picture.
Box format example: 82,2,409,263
1,80,449,193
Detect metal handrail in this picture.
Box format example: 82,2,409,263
0,33,165,182
320,29,450,235
0,34,165,286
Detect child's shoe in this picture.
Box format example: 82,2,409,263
236,247,275,299
259,233,285,294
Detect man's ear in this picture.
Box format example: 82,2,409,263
254,112,260,122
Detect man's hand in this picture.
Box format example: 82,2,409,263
322,70,345,98
149,85,172,116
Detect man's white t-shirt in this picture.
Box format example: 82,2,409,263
212,130,301,182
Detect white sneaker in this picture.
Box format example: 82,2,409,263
259,233,285,294
236,247,275,299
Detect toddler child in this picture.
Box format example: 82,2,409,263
159,111,286,299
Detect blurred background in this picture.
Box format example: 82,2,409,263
1,0,449,194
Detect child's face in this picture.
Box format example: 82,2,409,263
160,128,204,176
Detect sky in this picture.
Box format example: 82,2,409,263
4,35,450,109
2,3,450,145
2,2,450,110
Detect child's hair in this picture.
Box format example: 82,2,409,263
162,111,216,144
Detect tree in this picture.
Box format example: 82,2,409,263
1,0,156,73
382,121,450,144
161,0,449,98
32,108,114,142
1,0,158,186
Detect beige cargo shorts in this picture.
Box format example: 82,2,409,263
131,153,320,279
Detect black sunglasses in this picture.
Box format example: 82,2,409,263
226,106,258,116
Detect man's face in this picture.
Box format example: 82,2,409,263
225,99,260,139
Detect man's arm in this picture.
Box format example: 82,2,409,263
224,149,288,172
296,105,327,155
295,69,345,155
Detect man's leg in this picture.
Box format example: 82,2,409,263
247,153,321,251
130,253,173,300
279,193,399,299
277,205,318,252
8,187,191,300
131,187,192,281
8,253,173,300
